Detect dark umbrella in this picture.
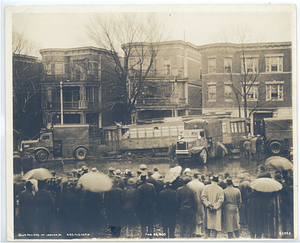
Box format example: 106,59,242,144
265,156,293,171
23,168,53,181
250,178,282,192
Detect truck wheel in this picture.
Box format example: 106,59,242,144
269,141,282,155
35,150,49,162
199,149,208,164
74,147,88,160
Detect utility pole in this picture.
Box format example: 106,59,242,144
60,81,63,124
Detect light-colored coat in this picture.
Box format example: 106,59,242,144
202,182,224,231
223,185,242,232
187,179,205,224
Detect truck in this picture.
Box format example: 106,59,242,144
19,124,90,162
263,118,293,155
171,118,227,164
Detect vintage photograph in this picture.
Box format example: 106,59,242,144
6,4,296,240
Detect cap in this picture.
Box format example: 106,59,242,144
226,178,233,185
182,176,192,184
153,167,158,172
127,178,136,186
116,169,121,175
140,164,147,170
183,168,191,174
108,167,116,172
91,167,97,172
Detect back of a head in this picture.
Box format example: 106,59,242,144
25,181,33,190
38,179,46,190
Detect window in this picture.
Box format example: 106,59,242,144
224,85,232,100
224,58,232,73
42,135,50,140
65,64,70,74
55,63,63,75
245,86,259,101
266,84,283,101
208,58,216,73
265,56,283,72
163,57,170,75
208,85,216,100
86,87,94,102
222,122,227,133
142,58,150,70
129,57,137,70
241,57,258,73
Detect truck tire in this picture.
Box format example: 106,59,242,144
35,149,49,163
268,141,282,155
74,147,88,160
199,149,208,164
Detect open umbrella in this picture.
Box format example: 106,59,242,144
250,178,282,192
77,172,112,193
164,166,182,183
23,168,53,181
265,156,293,171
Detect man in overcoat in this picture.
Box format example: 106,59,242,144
35,179,55,234
187,172,205,237
223,178,242,238
137,174,156,238
177,176,197,238
19,181,36,234
202,174,224,238
158,182,178,238
104,180,123,237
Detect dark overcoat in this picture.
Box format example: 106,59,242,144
137,182,156,226
158,187,178,227
104,187,123,227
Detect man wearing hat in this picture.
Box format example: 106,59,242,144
202,174,224,238
140,164,148,171
187,171,205,237
157,182,178,238
177,176,197,238
123,178,137,238
137,172,156,238
123,169,134,187
19,181,36,234
114,169,125,189
108,167,116,179
223,178,242,238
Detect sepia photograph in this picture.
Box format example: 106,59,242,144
5,4,297,240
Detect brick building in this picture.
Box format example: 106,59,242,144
198,42,292,134
39,47,118,129
126,40,202,123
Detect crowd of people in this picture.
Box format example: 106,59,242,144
14,163,294,239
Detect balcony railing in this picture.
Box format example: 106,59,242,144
42,74,100,82
44,100,100,110
136,97,186,106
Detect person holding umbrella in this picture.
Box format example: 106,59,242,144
248,177,283,238
201,174,224,238
19,181,36,234
223,178,242,238
157,182,178,238
137,173,156,238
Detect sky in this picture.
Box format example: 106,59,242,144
9,4,295,56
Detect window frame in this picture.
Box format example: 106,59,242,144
241,56,259,74
224,57,232,73
266,82,284,101
208,57,216,74
265,55,283,73
208,84,217,101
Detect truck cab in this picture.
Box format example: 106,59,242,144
173,119,226,164
20,124,89,162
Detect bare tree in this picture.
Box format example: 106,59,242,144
211,25,267,118
86,13,167,124
13,29,43,141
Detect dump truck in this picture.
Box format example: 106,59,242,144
263,118,293,155
171,119,227,164
19,124,90,162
